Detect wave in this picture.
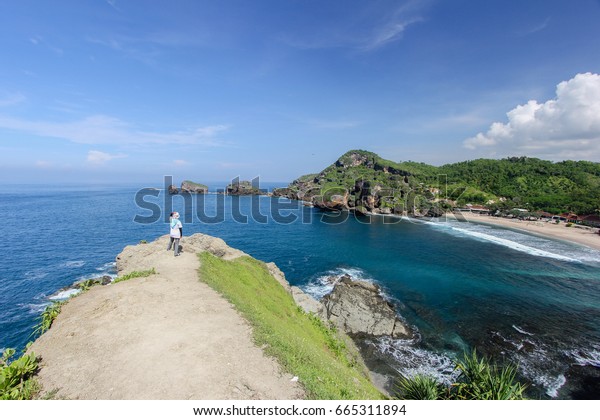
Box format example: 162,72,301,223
95,261,116,272
60,260,86,268
303,266,376,299
24,269,49,281
24,302,49,314
48,288,81,301
423,220,587,263
372,336,459,386
492,329,571,397
512,325,534,336
565,347,600,368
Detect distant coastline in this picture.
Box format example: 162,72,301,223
450,212,600,251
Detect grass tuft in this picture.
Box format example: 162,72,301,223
113,268,156,284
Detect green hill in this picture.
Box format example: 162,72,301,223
274,150,600,216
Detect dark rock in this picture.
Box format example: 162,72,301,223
168,185,179,194
321,277,412,339
226,180,262,195
100,275,112,285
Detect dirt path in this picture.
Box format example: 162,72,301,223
29,234,304,399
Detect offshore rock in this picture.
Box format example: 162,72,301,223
180,180,208,194
226,180,262,195
168,184,179,194
321,276,411,339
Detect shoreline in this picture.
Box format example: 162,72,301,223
448,212,600,251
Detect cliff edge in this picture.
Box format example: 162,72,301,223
28,234,304,399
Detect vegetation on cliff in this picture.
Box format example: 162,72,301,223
275,150,600,216
181,180,208,193
395,351,526,400
199,252,384,399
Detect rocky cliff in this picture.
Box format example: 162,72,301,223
321,275,412,339
225,179,263,195
273,150,447,217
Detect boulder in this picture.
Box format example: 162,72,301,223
168,185,179,194
321,276,411,339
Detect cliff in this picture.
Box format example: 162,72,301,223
273,150,446,217
28,234,384,399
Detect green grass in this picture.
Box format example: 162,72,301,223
198,252,384,400
113,268,156,284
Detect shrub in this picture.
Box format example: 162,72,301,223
395,350,527,400
0,348,39,400
33,301,65,336
395,374,442,400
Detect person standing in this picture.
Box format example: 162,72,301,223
167,212,183,256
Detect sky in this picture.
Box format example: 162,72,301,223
1,0,600,184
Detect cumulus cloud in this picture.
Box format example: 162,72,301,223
87,150,127,164
0,114,229,146
464,72,600,160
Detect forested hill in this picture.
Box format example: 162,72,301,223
438,157,600,214
276,150,600,216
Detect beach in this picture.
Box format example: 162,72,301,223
451,212,600,251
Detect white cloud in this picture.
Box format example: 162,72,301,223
361,16,422,51
464,72,600,160
360,0,427,51
0,93,26,107
0,114,229,146
173,159,189,166
87,150,127,164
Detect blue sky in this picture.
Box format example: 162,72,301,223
1,0,600,184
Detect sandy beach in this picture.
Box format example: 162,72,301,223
450,212,600,251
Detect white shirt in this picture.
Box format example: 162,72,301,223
170,219,182,238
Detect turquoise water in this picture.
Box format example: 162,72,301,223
1,185,599,399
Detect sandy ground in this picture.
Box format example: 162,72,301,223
29,234,304,400
450,212,600,251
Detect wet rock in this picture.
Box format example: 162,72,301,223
321,277,411,339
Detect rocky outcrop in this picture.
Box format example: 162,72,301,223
181,180,208,194
273,150,449,217
226,180,263,195
321,275,411,339
313,192,349,211
168,184,179,194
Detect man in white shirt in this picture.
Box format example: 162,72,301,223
167,212,183,256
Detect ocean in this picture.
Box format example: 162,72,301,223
1,184,600,399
